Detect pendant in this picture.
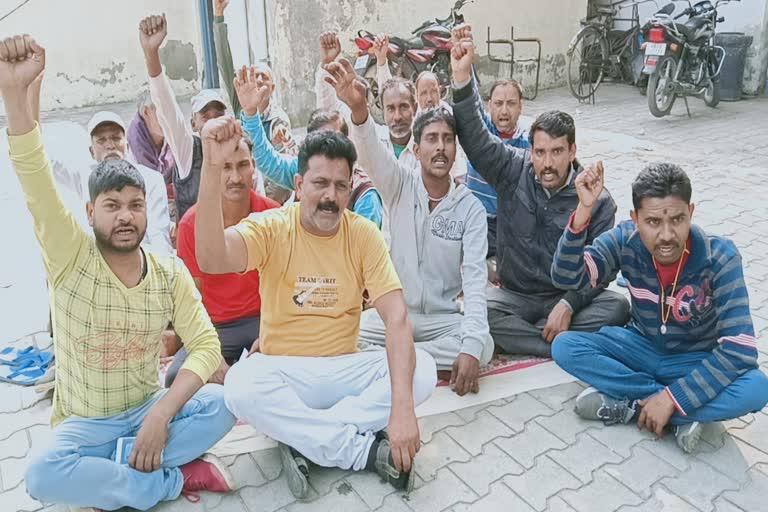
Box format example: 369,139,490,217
660,324,667,335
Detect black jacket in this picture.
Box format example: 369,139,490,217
452,81,617,312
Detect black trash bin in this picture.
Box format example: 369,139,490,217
715,32,753,101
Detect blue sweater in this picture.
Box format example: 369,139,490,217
551,220,759,415
465,111,530,217
240,112,383,228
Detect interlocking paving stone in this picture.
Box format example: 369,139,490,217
486,393,556,432
0,483,44,512
587,425,654,459
453,399,507,423
503,456,581,511
529,383,587,412
444,410,514,456
534,403,594,445
560,470,643,512
730,410,768,454
452,482,535,512
418,412,466,444
414,431,471,481
404,468,476,512
634,437,692,472
239,476,313,512
0,428,30,462
344,470,397,510
603,446,679,498
662,459,740,512
448,441,524,495
285,481,370,512
495,420,567,469
548,432,624,484
721,469,768,512
616,486,698,512
227,454,268,489
251,447,283,481
545,496,578,512
695,436,768,484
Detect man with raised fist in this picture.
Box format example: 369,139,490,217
0,34,236,511
450,25,629,358
194,115,435,499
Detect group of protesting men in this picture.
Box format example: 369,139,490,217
0,4,766,510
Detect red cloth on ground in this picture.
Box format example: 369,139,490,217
176,191,279,324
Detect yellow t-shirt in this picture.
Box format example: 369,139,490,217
234,203,401,356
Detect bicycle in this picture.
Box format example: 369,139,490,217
567,0,659,100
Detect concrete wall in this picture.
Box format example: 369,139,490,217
263,0,588,124
597,0,768,96
0,0,203,115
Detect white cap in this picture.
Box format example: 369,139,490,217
87,111,126,136
191,89,228,113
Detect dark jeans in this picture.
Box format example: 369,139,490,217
165,314,261,387
487,287,630,358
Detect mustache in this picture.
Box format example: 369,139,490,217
317,201,339,213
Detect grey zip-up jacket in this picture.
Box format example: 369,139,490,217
351,115,490,360
452,81,617,312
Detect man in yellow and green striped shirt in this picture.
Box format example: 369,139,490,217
1,34,237,510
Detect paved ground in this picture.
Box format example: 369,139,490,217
1,83,767,512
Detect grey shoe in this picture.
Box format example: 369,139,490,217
371,438,415,493
279,443,310,500
575,387,638,425
674,422,703,454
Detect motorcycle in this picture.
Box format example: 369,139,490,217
352,0,472,114
641,0,739,117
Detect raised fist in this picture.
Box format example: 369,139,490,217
372,34,389,64
575,161,605,211
323,59,368,115
214,0,230,17
450,24,474,84
319,31,341,65
0,35,46,91
139,14,168,52
201,116,243,166
234,65,272,117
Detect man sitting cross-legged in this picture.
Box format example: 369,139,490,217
551,162,768,453
1,36,236,511
450,25,629,357
194,119,436,499
325,58,493,396
166,131,280,386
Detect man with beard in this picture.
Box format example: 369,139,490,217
450,25,629,358
87,111,173,255
551,163,768,453
325,58,492,395
166,131,279,386
2,35,237,511
195,120,436,499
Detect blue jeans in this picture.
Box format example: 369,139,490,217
552,326,768,425
25,384,236,511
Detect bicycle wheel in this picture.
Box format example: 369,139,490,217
567,26,608,100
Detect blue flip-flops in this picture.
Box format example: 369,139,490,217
0,345,54,386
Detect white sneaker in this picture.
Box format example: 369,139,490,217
674,421,703,453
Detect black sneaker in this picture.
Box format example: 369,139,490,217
278,443,310,500
575,387,638,425
367,438,415,493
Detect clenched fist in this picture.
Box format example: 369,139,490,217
450,24,474,84
201,116,243,167
0,35,45,91
139,14,168,52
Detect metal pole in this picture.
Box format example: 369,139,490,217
198,0,220,89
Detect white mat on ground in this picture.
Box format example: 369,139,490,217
207,359,576,457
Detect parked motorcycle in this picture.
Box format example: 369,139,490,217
641,0,739,117
352,0,471,114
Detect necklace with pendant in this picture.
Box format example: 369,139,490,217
654,248,688,335
428,190,450,202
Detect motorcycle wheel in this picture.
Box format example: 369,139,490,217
647,55,678,118
703,78,720,108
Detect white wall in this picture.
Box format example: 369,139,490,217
0,0,204,115
263,0,588,124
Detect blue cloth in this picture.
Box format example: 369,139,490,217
553,326,768,425
240,112,383,228
551,220,761,415
465,110,530,217
24,385,235,511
